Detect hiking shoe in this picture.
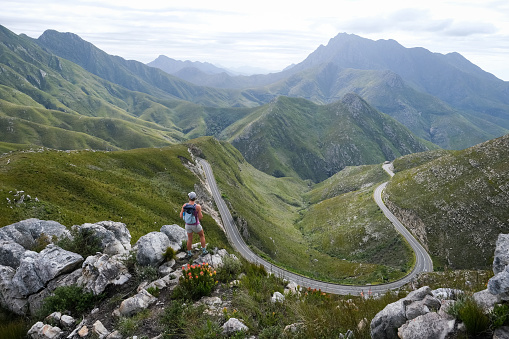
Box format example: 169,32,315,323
201,248,208,255
186,250,192,258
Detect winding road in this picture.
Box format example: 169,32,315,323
200,159,433,295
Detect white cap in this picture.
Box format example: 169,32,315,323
188,191,197,200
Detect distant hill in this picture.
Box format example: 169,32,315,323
385,134,509,270
35,29,263,108
224,94,437,182
147,55,230,75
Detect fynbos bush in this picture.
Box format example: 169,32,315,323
178,263,217,300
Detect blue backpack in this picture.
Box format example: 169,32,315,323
183,203,199,225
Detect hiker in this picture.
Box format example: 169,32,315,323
180,191,208,257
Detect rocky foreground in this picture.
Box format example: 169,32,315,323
1,219,509,338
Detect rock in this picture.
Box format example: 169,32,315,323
432,288,463,300
160,224,186,245
194,253,224,268
358,318,369,332
106,331,123,339
494,326,509,339
78,221,131,256
78,325,89,337
493,234,509,274
0,240,26,268
285,281,300,294
27,321,63,339
222,318,248,335
45,311,61,324
0,264,28,314
284,322,304,334
437,300,456,320
0,219,69,249
28,268,83,316
406,286,432,301
339,329,354,339
60,314,75,328
271,291,285,303
488,267,509,300
370,299,407,339
77,253,131,295
397,312,455,339
405,301,429,320
135,232,170,266
35,245,84,284
117,289,157,317
13,245,83,297
158,259,175,276
92,320,110,339
198,296,222,307
473,288,501,311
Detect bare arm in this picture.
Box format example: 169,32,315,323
197,204,203,220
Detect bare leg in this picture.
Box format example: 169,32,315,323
197,230,206,248
187,232,193,251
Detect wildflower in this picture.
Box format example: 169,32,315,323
200,271,204,276
196,276,198,279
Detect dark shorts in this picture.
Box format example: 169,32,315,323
185,223,203,234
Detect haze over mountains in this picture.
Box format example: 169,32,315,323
1,24,508,182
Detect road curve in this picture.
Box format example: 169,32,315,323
200,159,433,295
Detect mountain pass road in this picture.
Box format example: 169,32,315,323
200,159,433,295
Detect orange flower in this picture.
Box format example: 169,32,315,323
200,271,204,276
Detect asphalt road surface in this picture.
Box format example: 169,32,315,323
200,159,433,295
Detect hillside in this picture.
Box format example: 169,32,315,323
384,134,509,270
224,94,437,182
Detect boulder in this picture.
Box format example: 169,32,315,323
158,259,175,276
194,253,224,268
473,288,501,311
271,291,285,303
78,221,131,256
0,219,69,249
222,318,248,335
370,299,407,339
488,267,509,300
432,288,463,300
27,321,63,339
116,289,157,317
13,245,83,297
92,320,110,339
0,264,28,315
397,312,455,339
160,224,187,248
405,301,429,320
494,326,509,339
0,240,26,268
135,232,170,266
493,234,509,274
77,253,131,295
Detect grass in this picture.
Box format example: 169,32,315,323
190,137,414,284
0,144,230,250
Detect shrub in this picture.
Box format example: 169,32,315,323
39,285,100,318
177,263,217,300
146,286,160,298
216,255,243,282
162,246,176,262
134,264,158,284
447,295,490,337
56,227,102,258
31,233,54,252
491,303,509,329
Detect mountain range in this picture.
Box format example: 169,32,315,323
1,24,508,182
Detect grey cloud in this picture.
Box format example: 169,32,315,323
443,22,498,37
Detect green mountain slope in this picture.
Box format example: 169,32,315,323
0,25,190,150
262,64,506,150
224,94,437,182
384,135,509,270
36,29,263,108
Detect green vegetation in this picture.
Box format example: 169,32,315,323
385,134,509,269
191,137,413,284
175,263,218,300
0,307,30,339
56,227,102,258
38,285,101,318
0,144,230,249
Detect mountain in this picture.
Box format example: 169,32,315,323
223,94,437,182
385,134,509,270
0,25,188,151
147,55,230,75
35,29,263,108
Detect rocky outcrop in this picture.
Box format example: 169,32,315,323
370,286,456,339
0,219,69,250
0,240,26,268
489,234,509,301
222,318,249,335
27,321,63,339
77,253,131,295
115,289,157,317
135,231,170,267
78,221,131,256
160,224,186,249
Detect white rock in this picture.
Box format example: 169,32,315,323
92,320,110,339
222,318,248,335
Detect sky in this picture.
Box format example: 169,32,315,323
2,0,509,80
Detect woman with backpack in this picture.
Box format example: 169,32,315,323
180,191,208,258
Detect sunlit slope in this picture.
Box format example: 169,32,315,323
385,135,509,270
